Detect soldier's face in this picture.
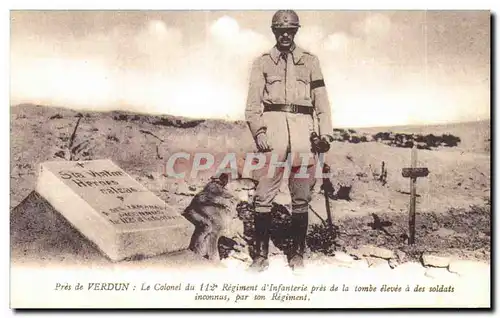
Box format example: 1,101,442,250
273,28,298,49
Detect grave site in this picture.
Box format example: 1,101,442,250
10,104,490,299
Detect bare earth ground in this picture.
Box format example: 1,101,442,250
10,104,491,266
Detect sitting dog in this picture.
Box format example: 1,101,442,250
182,173,242,260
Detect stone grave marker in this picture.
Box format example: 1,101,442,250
35,159,194,261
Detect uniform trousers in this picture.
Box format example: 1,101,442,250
252,152,317,214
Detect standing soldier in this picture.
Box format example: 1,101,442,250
245,10,333,271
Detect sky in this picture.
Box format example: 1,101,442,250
10,10,490,128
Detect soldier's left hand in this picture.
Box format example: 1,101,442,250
315,135,333,153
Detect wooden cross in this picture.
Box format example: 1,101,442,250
401,146,429,245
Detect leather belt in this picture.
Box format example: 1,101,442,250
263,103,314,115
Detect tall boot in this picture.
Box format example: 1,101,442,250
288,212,308,270
249,212,272,272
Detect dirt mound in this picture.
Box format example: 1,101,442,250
334,203,491,262
11,191,109,264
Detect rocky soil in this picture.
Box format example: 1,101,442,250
10,104,491,269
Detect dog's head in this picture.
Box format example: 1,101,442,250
210,172,230,188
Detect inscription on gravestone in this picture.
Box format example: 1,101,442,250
36,159,194,261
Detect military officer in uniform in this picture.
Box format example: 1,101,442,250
245,10,333,271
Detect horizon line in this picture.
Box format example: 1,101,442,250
10,102,491,130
